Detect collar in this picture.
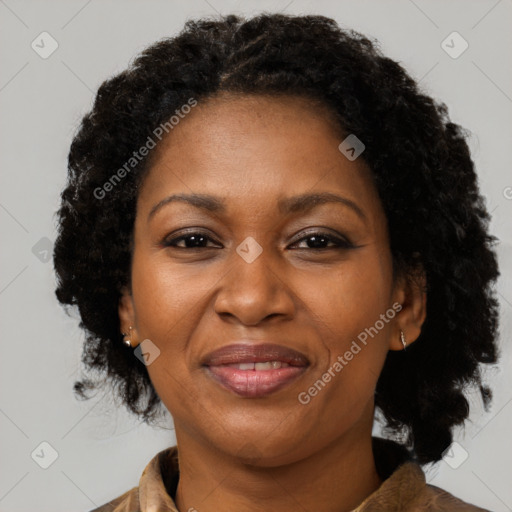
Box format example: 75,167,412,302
136,437,424,512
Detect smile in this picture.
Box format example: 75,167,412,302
205,364,307,397
202,343,309,398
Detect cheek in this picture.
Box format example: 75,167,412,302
294,274,392,443
300,255,392,392
130,249,211,335
129,266,199,422
302,254,392,340
129,252,205,383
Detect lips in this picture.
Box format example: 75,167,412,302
202,343,309,367
202,343,309,398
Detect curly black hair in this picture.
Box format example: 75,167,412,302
53,13,500,465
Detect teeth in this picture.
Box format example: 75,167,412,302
255,362,274,370
228,361,290,370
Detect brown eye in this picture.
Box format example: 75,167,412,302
163,231,221,249
290,231,354,250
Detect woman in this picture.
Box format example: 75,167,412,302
53,13,500,512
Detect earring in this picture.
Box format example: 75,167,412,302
122,326,133,347
400,330,407,351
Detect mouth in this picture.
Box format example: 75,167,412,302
202,343,309,398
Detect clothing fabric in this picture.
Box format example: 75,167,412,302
90,437,491,511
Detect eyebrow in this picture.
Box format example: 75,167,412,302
147,192,367,222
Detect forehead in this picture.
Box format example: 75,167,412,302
137,93,382,223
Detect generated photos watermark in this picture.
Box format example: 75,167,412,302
298,301,403,405
93,97,198,200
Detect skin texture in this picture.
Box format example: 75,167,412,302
119,93,427,512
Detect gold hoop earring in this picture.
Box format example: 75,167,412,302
400,330,407,351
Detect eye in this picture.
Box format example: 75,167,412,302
289,231,354,250
162,229,354,251
163,231,221,249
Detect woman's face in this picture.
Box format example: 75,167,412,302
120,93,416,465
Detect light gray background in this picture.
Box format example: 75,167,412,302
0,1,511,511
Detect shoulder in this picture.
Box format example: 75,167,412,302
368,439,493,512
88,486,139,512
357,459,493,511
419,483,492,512
86,445,179,512
391,463,492,511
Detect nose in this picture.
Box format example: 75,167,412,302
213,241,295,326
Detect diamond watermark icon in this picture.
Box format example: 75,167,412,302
441,32,468,59
134,339,161,366
32,236,53,263
31,32,59,59
442,441,469,469
31,441,59,469
338,134,365,161
236,236,263,263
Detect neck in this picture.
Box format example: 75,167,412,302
173,421,382,512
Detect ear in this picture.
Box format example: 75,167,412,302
389,264,427,351
118,286,139,347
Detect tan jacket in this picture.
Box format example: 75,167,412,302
90,438,491,511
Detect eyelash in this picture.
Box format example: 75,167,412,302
162,230,354,251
